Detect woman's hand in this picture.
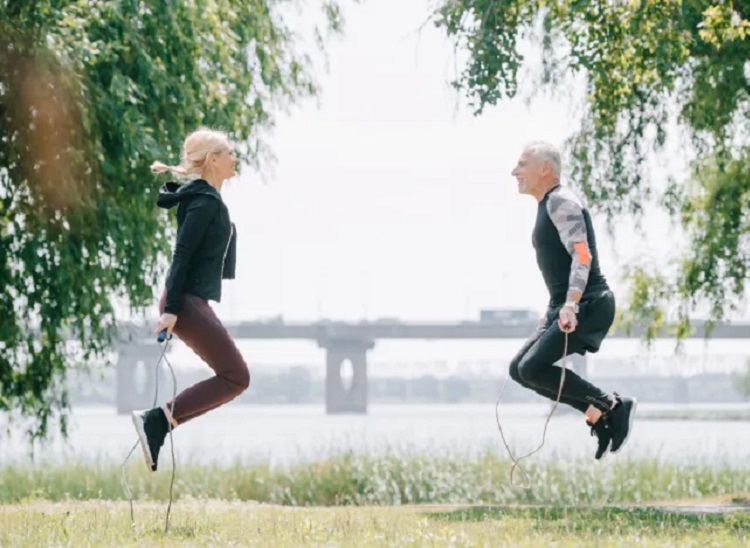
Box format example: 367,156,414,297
154,313,178,339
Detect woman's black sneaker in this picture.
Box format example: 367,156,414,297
131,407,170,472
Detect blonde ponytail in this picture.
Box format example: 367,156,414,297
151,128,231,179
150,161,189,176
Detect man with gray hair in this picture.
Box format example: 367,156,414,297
508,141,636,460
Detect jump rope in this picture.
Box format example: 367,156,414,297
120,328,176,533
120,325,570,530
494,328,570,486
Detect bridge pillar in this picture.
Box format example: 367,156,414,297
320,338,375,414
116,339,170,415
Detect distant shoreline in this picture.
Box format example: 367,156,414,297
638,410,750,421
56,401,750,421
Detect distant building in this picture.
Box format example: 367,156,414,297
479,308,539,325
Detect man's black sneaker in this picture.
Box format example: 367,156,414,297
589,417,612,460
131,407,170,472
608,393,637,453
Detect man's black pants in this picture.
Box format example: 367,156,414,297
508,289,616,413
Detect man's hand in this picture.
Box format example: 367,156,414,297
558,306,577,333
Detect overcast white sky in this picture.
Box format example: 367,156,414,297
203,0,687,324
153,0,750,373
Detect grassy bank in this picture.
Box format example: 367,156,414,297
0,499,748,547
1,453,749,507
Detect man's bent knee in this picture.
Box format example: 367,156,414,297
516,357,543,387
508,360,524,385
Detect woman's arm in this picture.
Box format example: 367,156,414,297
163,195,219,314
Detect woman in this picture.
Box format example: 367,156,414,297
132,128,250,472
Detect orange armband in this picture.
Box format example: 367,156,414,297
573,242,591,266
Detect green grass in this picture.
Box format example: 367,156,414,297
1,454,748,545
1,452,749,506
0,500,748,546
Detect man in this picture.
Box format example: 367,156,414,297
508,141,636,460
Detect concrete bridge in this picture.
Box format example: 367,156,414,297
115,318,750,415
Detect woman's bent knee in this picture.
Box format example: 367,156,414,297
221,358,250,394
235,364,251,392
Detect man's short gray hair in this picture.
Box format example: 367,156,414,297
524,141,561,177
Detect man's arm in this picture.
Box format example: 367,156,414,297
546,190,591,308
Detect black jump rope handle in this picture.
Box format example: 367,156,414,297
157,328,172,343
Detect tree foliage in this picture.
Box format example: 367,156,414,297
0,0,341,438
434,0,750,334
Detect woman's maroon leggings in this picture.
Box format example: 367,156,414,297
159,292,250,424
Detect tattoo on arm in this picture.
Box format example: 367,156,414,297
547,190,591,295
